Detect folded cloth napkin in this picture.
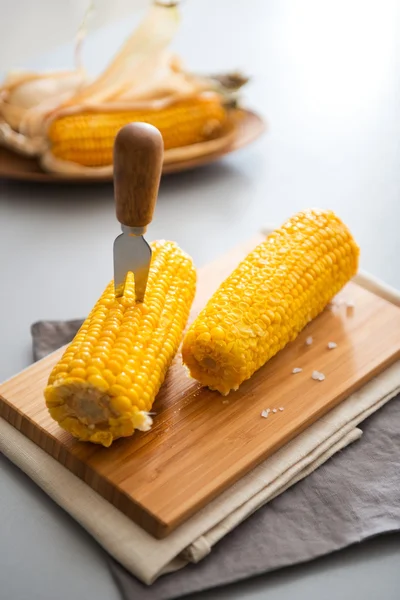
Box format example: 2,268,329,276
0,255,399,596
112,392,400,600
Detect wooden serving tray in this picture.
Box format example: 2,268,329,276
0,109,265,183
1,235,400,538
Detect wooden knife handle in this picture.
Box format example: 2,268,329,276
113,123,164,229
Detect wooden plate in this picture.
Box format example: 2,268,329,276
0,109,265,183
1,235,400,538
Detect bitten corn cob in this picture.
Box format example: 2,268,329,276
44,240,196,447
47,95,227,167
182,209,359,395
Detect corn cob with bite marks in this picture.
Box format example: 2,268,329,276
182,209,359,395
45,240,196,447
47,95,227,167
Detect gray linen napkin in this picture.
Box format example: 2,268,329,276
30,320,400,600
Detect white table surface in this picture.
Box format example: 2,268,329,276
0,1,399,598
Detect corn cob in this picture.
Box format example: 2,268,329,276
182,209,359,395
47,95,227,167
44,240,196,447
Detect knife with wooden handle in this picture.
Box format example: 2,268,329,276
113,122,164,302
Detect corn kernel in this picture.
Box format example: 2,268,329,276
110,396,132,414
69,368,86,379
87,374,108,391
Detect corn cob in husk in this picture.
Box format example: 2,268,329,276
0,1,248,175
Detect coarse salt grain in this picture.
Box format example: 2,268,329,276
305,336,313,345
292,367,303,374
330,297,354,313
327,341,337,349
272,408,277,413
330,297,345,308
312,370,325,381
279,407,284,411
261,409,270,418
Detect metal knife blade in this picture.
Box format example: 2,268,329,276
113,226,152,302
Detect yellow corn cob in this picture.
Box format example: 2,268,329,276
44,240,196,447
47,95,227,167
182,209,359,395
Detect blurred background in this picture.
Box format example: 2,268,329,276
1,3,400,600
1,0,399,380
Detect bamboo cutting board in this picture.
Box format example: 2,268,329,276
1,234,400,538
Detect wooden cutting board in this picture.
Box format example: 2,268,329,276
1,234,400,538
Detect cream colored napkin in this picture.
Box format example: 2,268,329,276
1,262,399,585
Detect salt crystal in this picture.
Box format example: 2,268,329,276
261,409,270,418
292,367,303,374
272,408,277,413
305,336,313,346
327,341,337,349
329,297,354,313
331,298,344,308
279,407,284,411
312,370,325,381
